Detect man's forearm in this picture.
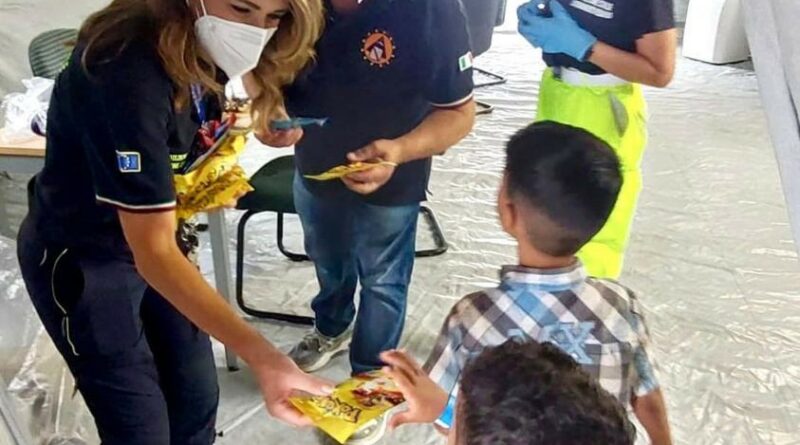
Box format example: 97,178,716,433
395,100,475,163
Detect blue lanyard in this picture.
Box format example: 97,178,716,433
190,84,207,123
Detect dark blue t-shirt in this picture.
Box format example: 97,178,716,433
285,0,474,206
543,0,676,74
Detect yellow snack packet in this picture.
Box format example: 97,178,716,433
290,371,405,443
174,131,254,221
304,161,397,181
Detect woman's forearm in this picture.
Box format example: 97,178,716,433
587,29,677,88
132,240,281,366
119,210,281,366
588,41,673,87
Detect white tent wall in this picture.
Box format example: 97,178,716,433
743,0,800,255
0,0,108,96
0,1,694,95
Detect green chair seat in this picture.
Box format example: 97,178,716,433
237,155,296,214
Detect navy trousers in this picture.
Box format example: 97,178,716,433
17,216,218,445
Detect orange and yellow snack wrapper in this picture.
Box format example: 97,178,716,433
304,161,397,181
290,371,405,443
174,131,253,221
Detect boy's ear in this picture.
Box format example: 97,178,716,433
498,174,516,236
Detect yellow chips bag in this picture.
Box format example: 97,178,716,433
304,161,397,181
174,130,254,221
290,371,405,443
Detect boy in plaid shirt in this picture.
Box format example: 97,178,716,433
380,122,672,444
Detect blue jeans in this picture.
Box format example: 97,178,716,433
294,177,419,373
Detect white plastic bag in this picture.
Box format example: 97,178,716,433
0,77,54,143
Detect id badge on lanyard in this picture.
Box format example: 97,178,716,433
180,84,235,174
191,84,207,124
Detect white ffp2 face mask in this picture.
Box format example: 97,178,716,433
192,0,277,78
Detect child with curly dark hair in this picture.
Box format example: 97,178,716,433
382,340,635,445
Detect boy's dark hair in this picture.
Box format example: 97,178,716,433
505,121,622,257
458,340,635,445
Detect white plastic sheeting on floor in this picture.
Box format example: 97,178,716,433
2,1,800,444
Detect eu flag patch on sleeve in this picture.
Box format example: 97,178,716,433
117,151,142,173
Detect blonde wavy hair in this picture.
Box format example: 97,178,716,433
79,0,323,132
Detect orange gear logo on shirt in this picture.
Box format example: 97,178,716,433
362,30,395,68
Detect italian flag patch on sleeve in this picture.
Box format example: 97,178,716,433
459,52,474,72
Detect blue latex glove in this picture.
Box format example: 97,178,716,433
517,1,598,61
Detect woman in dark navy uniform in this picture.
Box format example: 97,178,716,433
16,0,327,443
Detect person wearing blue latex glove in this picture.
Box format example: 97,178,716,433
515,0,677,294
517,0,597,61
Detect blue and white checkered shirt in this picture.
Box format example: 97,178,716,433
424,262,660,427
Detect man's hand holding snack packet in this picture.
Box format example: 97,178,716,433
302,139,402,194
341,140,402,195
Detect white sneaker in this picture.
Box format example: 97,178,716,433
344,416,388,445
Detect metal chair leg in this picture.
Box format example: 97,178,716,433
235,210,315,326
474,67,507,89
474,67,505,115
476,101,494,115
276,212,310,262
415,205,449,258
235,206,446,325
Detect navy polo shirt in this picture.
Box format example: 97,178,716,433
29,39,219,254
285,0,474,206
543,0,675,74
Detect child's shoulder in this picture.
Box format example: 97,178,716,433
584,277,648,322
584,277,639,302
447,287,507,322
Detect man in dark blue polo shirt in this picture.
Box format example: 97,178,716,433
268,0,475,385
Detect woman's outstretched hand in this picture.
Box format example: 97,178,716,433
253,353,334,426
